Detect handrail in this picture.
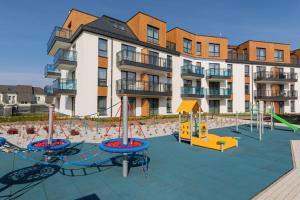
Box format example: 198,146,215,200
116,79,172,93
206,68,232,77
44,64,60,76
53,79,76,90
54,49,77,64
181,87,204,95
206,88,232,96
227,52,249,61
254,90,298,98
254,71,298,80
181,65,204,75
47,26,72,52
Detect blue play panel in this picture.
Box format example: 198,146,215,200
0,124,299,200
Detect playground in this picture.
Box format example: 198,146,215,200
0,99,300,200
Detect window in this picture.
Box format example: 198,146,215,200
274,49,284,62
148,74,159,84
245,101,250,112
167,55,172,68
183,59,192,67
97,97,107,116
121,44,136,61
228,82,232,91
167,98,172,113
183,38,192,54
227,100,233,112
209,43,220,57
149,51,159,66
121,71,136,81
257,66,266,72
256,48,266,60
227,64,232,76
196,62,201,66
209,63,220,75
183,80,192,87
121,71,136,90
147,25,159,44
98,68,107,86
98,38,107,57
245,65,250,76
12,96,15,104
110,20,126,31
128,97,136,116
196,80,201,87
196,42,201,55
291,101,295,112
149,98,159,115
245,84,250,94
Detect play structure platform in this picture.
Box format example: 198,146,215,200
177,100,238,152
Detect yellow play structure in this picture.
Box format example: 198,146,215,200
177,100,238,152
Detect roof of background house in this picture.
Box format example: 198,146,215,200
0,85,45,102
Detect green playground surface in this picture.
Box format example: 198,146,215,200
0,125,299,200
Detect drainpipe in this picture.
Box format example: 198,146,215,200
110,39,114,117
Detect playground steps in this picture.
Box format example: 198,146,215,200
191,134,237,151
253,140,300,200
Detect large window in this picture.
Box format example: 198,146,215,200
167,55,172,68
196,42,202,55
183,79,192,87
98,38,107,57
121,71,136,81
209,43,220,57
245,65,250,76
183,59,192,67
149,98,159,115
227,100,233,112
97,96,107,116
183,38,192,54
149,51,159,66
121,44,136,61
227,64,232,76
256,48,266,60
291,101,295,112
128,97,136,116
245,101,250,112
274,49,284,62
167,98,172,113
98,68,107,86
147,25,159,44
245,84,250,94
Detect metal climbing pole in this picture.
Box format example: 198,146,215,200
122,96,129,177
48,105,54,145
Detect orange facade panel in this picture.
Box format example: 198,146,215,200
245,76,250,83
63,9,98,33
166,28,228,59
98,56,108,68
245,95,250,101
141,98,150,116
127,12,167,48
98,87,107,96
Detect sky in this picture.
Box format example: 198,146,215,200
1,0,300,87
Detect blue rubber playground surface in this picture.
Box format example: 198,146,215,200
0,124,300,200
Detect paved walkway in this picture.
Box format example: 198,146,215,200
253,140,300,200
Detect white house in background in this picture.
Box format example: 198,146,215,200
44,9,300,117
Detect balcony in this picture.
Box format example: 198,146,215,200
116,79,172,97
254,90,298,101
53,49,77,70
227,52,249,62
181,87,204,98
254,71,298,83
52,79,76,95
166,41,176,51
117,50,172,74
44,64,61,78
44,85,54,95
206,69,232,80
181,65,204,79
47,26,72,56
206,88,232,99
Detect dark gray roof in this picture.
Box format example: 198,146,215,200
33,87,45,95
86,16,138,40
0,85,45,103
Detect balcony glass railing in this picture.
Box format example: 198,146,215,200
116,79,172,94
206,69,232,77
44,85,54,94
254,71,298,81
53,49,77,64
254,90,298,99
181,65,204,76
117,50,172,69
44,64,60,76
227,52,249,61
53,79,76,91
206,88,232,96
181,87,204,96
47,26,72,52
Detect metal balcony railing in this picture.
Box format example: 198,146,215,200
44,85,54,95
181,65,204,77
166,41,176,51
116,79,172,96
227,52,249,61
206,88,232,97
254,71,298,81
53,49,77,64
47,26,72,52
117,50,172,70
254,90,298,99
206,69,232,77
181,87,204,97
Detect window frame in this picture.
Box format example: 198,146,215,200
147,25,159,45
183,38,192,54
98,68,107,86
196,42,202,56
167,98,172,113
97,96,107,116
245,65,250,76
256,48,266,60
274,49,284,62
227,100,233,112
98,38,108,57
245,83,250,95
245,101,250,112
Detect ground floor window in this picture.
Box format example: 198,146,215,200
97,96,107,116
149,98,159,115
245,101,250,112
128,97,136,116
227,100,232,112
209,100,220,114
291,101,295,112
167,98,172,113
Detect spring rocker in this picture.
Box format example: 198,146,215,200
177,100,238,152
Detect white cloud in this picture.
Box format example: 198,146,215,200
0,72,51,87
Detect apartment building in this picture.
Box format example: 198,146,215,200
0,85,49,115
45,9,300,117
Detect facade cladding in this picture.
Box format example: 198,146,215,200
45,9,300,117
